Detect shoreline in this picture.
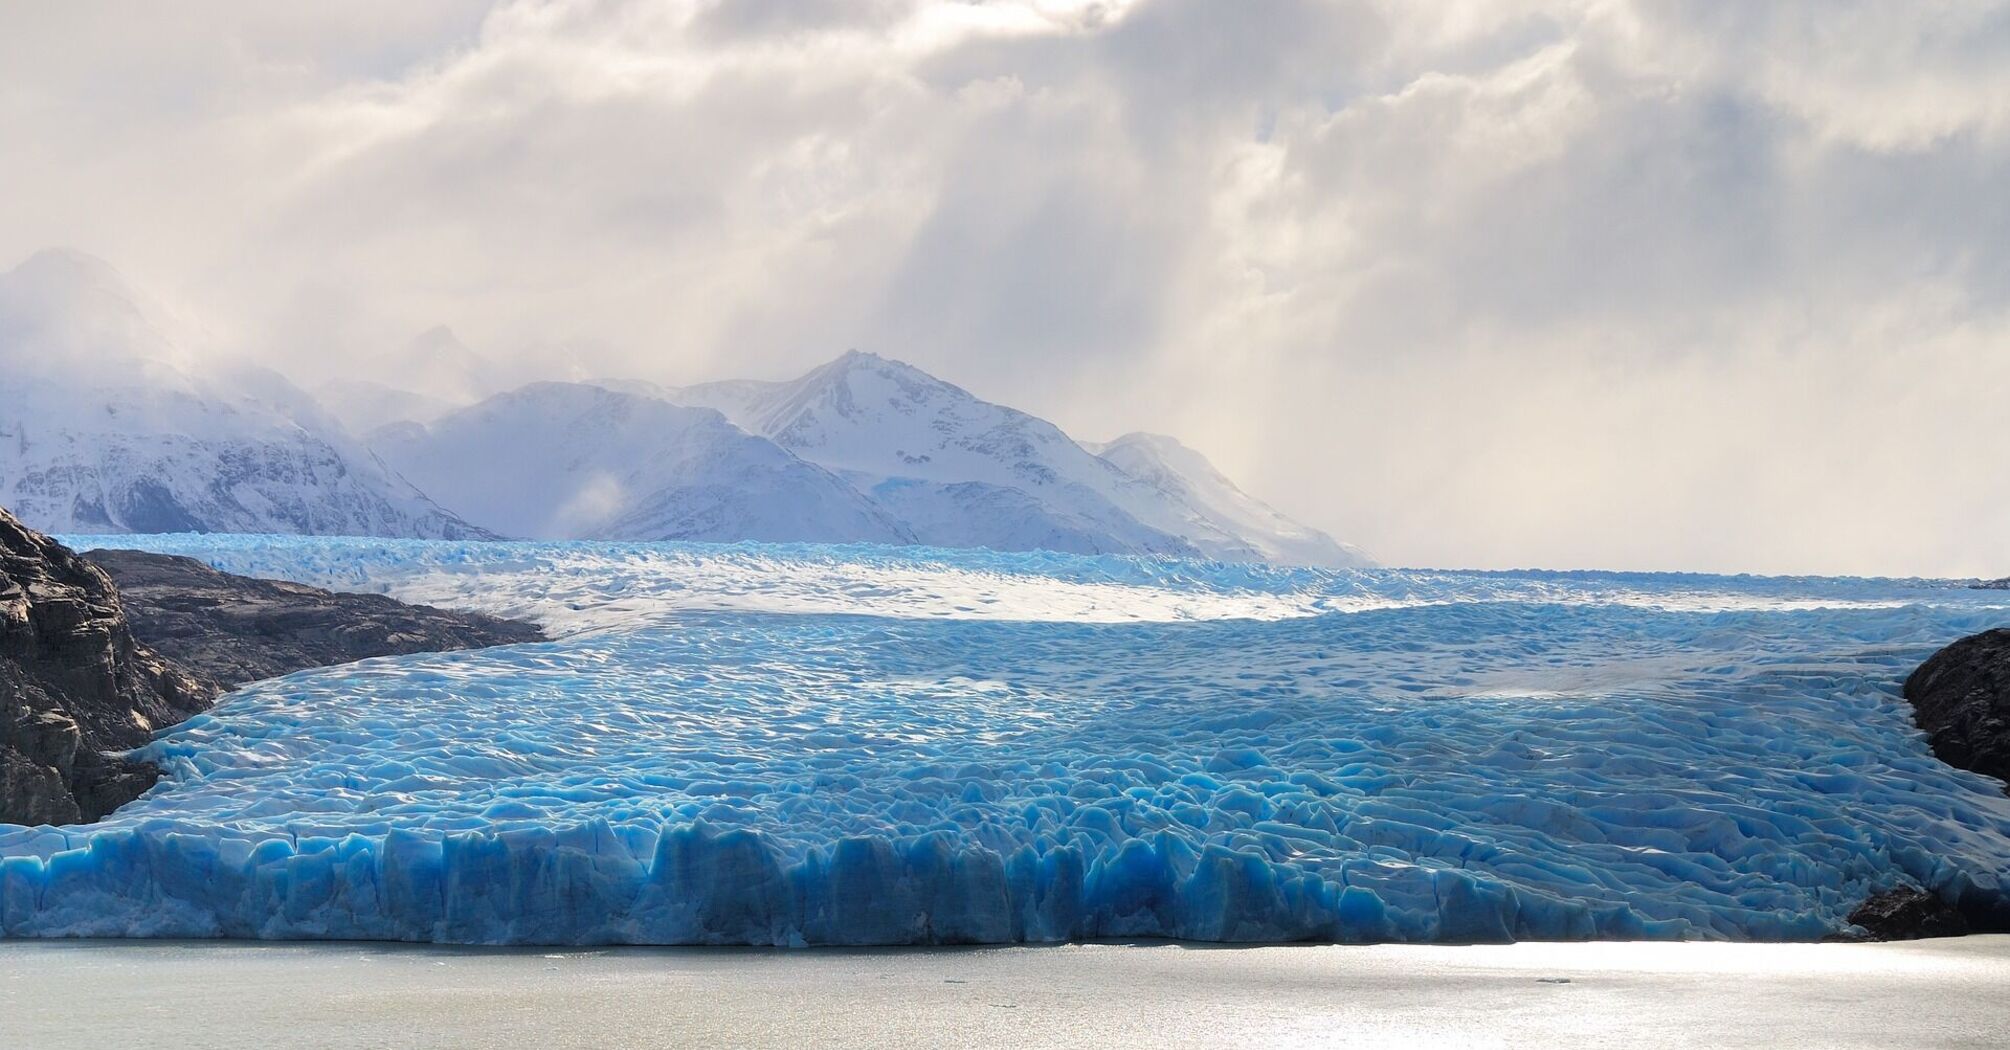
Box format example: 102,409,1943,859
8,936,2010,1048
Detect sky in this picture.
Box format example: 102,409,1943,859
1,0,2006,576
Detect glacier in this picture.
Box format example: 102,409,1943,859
5,535,2010,946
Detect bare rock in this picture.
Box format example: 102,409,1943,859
3,507,546,827
1904,628,2010,789
84,548,544,690
1848,887,1970,940
1,507,214,824
0,742,80,825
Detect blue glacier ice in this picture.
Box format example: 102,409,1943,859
5,535,2010,945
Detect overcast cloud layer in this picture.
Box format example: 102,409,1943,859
2,0,2006,576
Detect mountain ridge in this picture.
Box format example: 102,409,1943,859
674,350,1206,558
1088,431,1371,568
372,380,914,545
0,248,1366,564
0,252,487,540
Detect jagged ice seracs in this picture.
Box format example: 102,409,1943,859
5,536,2010,945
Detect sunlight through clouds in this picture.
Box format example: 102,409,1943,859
0,0,2004,575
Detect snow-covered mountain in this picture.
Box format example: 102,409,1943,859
0,249,485,538
378,325,498,405
0,249,1365,562
313,379,457,435
673,351,1205,558
310,327,499,436
671,351,1365,564
1087,433,1372,568
371,381,913,544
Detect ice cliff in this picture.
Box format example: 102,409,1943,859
5,536,2010,945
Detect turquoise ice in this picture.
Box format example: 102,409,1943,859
4,536,2009,944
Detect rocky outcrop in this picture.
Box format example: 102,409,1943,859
1974,578,2010,590
1847,887,1971,940
1904,628,2010,790
85,549,544,690
3,508,549,827
1,509,214,824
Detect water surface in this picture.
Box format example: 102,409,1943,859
6,937,2009,1049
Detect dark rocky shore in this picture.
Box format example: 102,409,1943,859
1904,628,2010,791
1,508,542,825
1839,626,2010,940
85,548,543,690
1847,888,1972,941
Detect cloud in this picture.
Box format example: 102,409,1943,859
0,0,2004,575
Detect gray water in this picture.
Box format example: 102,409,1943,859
7,937,2010,1048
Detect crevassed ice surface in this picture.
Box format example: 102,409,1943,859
6,535,2010,946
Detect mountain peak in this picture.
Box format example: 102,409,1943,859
1097,431,1186,454
825,348,917,379
807,350,974,404
403,324,476,359
361,325,497,406
0,247,195,379
373,379,910,544
11,246,131,287
1091,432,1372,568
3,247,146,318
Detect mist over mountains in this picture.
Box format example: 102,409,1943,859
0,249,1368,566
0,250,484,540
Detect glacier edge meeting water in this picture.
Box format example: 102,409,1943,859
5,535,2010,946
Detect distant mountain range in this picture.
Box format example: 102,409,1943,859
0,250,484,540
0,250,1370,566
372,382,911,545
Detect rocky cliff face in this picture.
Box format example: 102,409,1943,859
84,548,544,689
1905,628,2010,790
3,509,547,827
1,509,213,824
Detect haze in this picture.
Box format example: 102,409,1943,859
2,1,2004,576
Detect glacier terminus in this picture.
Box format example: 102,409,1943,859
4,535,2008,947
